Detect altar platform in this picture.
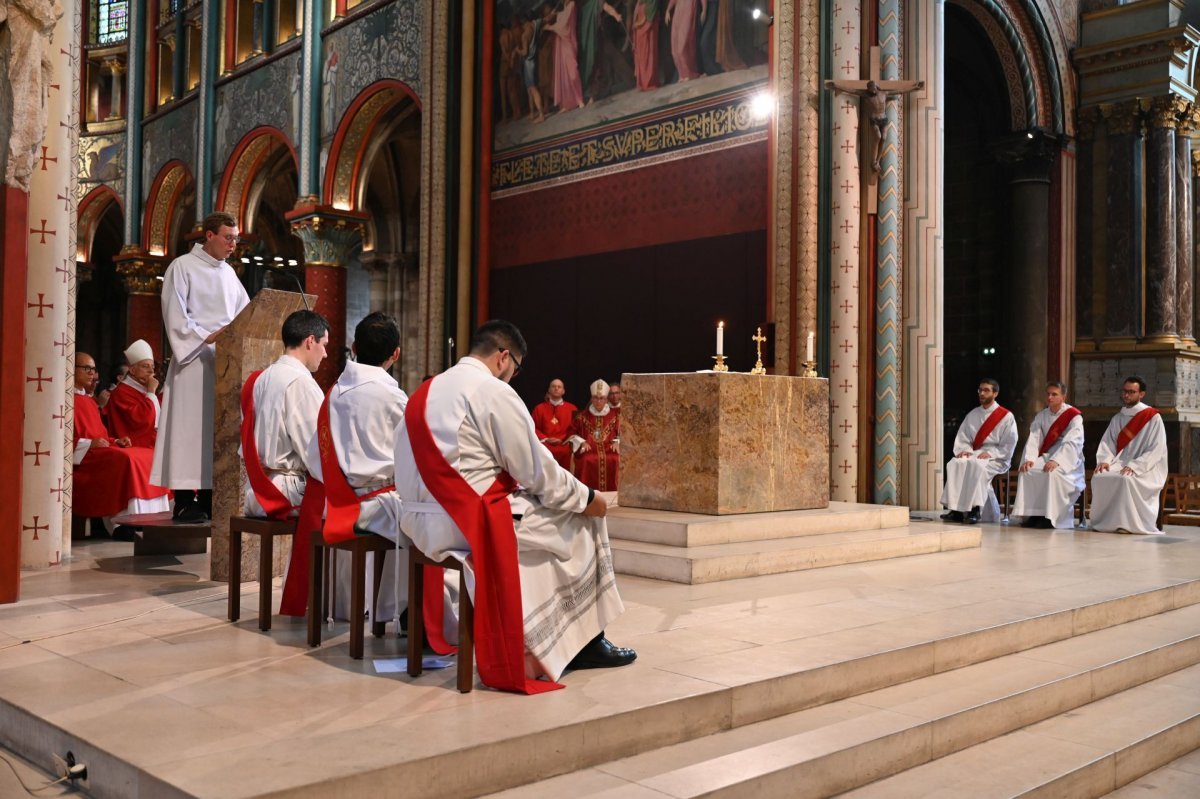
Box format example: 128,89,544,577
4,519,1200,798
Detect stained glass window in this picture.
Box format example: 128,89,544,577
94,0,129,44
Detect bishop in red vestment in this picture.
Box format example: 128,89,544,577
105,339,161,449
569,379,620,491
531,378,578,469
72,353,170,519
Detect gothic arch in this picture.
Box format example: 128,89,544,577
215,126,299,229
324,79,421,212
143,160,193,257
77,185,123,263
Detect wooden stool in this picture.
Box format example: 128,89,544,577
307,530,392,659
228,516,297,631
407,548,475,693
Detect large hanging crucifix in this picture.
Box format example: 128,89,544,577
824,46,924,175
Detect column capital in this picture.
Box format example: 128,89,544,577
1141,95,1190,130
1191,149,1200,178
1100,100,1144,137
113,246,166,295
1077,106,1102,141
286,203,368,267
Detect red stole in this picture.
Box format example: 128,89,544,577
1116,407,1160,454
404,379,564,695
315,393,394,544
240,370,294,519
1039,407,1081,456
971,405,1010,451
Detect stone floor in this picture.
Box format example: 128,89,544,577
2,517,1199,798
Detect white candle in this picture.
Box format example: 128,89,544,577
717,322,724,356
806,331,815,363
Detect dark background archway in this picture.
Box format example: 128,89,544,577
77,202,128,387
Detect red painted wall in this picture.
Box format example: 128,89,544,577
1,187,29,602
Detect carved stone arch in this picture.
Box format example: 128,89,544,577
324,79,421,214
215,126,299,230
77,185,123,263
142,160,193,257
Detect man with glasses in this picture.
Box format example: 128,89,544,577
105,339,162,449
1089,376,1168,535
395,320,634,693
151,211,250,523
72,352,170,532
940,378,1018,524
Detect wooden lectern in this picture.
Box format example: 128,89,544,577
211,288,316,583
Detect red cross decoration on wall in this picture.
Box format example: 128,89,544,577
30,219,56,244
24,441,50,466
23,516,48,541
27,293,53,318
38,146,57,171
26,367,52,392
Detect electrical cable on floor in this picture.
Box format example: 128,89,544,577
0,752,74,795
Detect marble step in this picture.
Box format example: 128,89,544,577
843,664,1200,798
485,604,1200,799
611,523,980,584
607,502,911,548
1104,748,1200,797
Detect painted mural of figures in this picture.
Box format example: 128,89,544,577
585,0,634,102
547,0,584,113
498,16,521,121
631,0,661,91
518,11,546,123
537,2,557,111
698,0,744,75
321,49,339,137
664,0,704,82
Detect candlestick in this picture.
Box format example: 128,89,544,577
806,330,814,363
717,321,724,356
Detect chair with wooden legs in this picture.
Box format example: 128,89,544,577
227,516,297,631
306,530,394,659
407,547,475,693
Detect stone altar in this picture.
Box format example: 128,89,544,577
619,372,830,515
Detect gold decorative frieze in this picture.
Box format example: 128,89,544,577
114,247,166,295
286,204,368,267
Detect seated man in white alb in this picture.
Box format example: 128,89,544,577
940,377,1017,524
1012,381,1085,530
1089,376,1168,535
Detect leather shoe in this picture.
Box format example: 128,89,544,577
940,510,963,523
173,504,209,525
965,507,981,524
112,526,139,541
567,636,637,670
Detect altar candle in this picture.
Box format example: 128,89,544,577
806,331,815,363
717,322,724,356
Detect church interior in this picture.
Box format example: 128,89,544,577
4,0,1200,796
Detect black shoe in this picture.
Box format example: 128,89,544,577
173,504,209,525
567,635,637,670
112,526,139,541
1035,517,1055,529
940,510,964,523
965,507,981,524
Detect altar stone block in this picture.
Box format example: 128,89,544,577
620,372,830,515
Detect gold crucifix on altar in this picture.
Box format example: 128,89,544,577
750,327,767,375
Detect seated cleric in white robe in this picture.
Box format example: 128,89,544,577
1012,381,1085,530
394,320,634,689
1089,376,1168,535
940,378,1018,524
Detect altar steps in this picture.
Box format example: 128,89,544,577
607,504,979,584
487,590,1200,799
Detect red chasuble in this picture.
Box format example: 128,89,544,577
404,380,564,695
971,405,1011,451
1116,407,1160,454
531,400,577,469
73,394,169,517
1039,407,1081,456
571,408,620,491
105,382,159,448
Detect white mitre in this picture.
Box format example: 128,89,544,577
590,379,609,397
124,339,154,364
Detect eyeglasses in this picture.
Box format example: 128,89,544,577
77,365,97,373
504,349,524,377
220,234,240,243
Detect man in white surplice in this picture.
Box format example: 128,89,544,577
940,378,1018,524
1012,381,1084,530
1089,376,1168,535
151,211,250,523
242,310,328,516
394,320,635,682
306,312,407,620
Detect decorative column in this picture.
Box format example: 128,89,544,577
1101,100,1144,340
287,204,367,389
1075,108,1099,343
20,0,79,569
196,0,220,216
298,0,324,198
1144,96,1182,341
1176,109,1194,343
124,0,146,247
1194,149,1200,339
114,254,167,358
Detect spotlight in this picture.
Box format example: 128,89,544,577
751,7,773,24
750,91,776,120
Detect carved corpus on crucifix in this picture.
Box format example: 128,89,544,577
824,46,923,175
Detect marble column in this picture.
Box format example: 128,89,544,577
1102,100,1144,339
1075,108,1098,343
1176,113,1194,342
124,0,146,247
359,251,390,314
287,204,367,390
114,254,167,359
1144,96,1182,340
1193,150,1200,341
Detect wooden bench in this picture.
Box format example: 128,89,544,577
306,530,393,659
407,548,475,693
109,511,211,555
227,516,296,631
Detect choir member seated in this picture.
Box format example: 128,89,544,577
104,339,162,449
72,352,171,533
531,378,577,469
569,379,620,491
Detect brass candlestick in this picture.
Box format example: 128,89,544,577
801,361,818,378
750,327,767,375
712,354,729,372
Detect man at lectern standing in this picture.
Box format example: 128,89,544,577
151,211,250,523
